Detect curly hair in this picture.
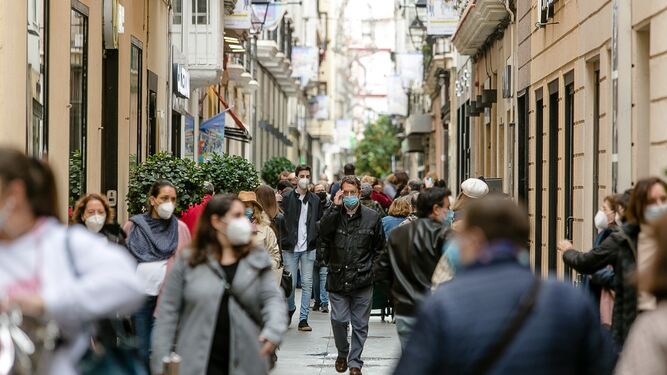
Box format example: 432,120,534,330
71,193,113,225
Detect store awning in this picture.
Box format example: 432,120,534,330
211,87,253,143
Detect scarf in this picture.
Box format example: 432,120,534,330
127,212,179,263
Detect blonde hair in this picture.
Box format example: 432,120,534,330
388,197,412,217
450,192,471,212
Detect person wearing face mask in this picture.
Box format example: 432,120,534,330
394,197,617,375
360,182,386,218
374,187,452,349
559,177,667,346
280,165,322,331
123,180,191,369
71,193,127,246
0,148,143,375
238,191,281,274
319,176,385,375
151,194,287,375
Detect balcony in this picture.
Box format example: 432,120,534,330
451,0,510,56
257,40,279,62
405,114,433,136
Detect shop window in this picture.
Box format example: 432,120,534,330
130,40,143,163
192,0,209,24
69,2,88,207
27,0,48,158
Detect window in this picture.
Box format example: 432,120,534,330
130,41,143,163
173,0,182,24
192,0,209,24
69,3,88,207
27,0,48,158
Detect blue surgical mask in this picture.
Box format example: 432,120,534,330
445,210,455,227
343,196,359,209
244,207,254,220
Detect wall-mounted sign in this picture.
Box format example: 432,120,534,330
173,63,190,99
226,0,251,30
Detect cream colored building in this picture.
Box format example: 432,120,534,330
452,0,667,278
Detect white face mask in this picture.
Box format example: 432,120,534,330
225,217,253,246
594,210,609,231
298,178,310,190
84,214,106,233
644,204,667,223
156,202,175,220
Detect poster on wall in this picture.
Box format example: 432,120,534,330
291,47,319,87
426,0,459,36
226,0,252,30
199,111,225,162
184,115,195,160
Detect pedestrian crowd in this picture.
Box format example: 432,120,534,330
2,145,667,375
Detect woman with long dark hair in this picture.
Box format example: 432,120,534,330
560,177,667,345
151,194,287,375
0,148,143,374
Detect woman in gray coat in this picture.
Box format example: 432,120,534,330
151,194,288,375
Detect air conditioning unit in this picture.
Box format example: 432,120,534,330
537,0,555,27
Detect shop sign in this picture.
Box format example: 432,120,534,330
173,64,190,99
226,0,252,30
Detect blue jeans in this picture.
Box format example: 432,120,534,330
132,295,158,370
313,265,329,306
283,250,315,322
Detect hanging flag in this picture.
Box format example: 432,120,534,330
199,111,225,161
226,0,252,30
426,0,459,36
396,53,424,88
251,1,286,32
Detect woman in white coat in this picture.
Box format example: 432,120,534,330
0,147,144,375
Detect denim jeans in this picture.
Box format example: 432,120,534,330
283,250,315,322
132,295,158,370
395,315,418,350
313,264,329,307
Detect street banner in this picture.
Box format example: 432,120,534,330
387,75,408,117
252,1,286,31
291,46,319,87
226,0,252,30
184,115,195,160
335,119,353,149
426,0,459,36
199,111,225,162
396,53,423,88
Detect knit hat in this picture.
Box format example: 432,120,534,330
461,178,489,199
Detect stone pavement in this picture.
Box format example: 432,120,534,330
273,290,401,375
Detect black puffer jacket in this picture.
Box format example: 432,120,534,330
375,218,448,316
562,223,640,346
319,204,384,294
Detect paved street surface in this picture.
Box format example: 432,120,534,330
273,290,401,375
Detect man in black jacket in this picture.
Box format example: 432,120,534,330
320,176,385,375
375,187,451,349
280,164,322,331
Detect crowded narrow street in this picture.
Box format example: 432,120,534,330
3,0,667,374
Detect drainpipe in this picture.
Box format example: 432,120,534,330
611,0,619,193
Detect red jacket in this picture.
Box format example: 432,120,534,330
371,191,392,210
180,194,213,235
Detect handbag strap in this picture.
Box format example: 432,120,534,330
470,277,541,375
206,262,264,328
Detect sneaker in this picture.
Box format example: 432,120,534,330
298,320,312,332
320,304,329,313
312,302,321,311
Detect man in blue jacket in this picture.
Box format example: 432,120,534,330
394,197,617,375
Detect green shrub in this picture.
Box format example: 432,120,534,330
69,149,83,208
261,157,295,188
200,153,260,194
126,152,204,216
